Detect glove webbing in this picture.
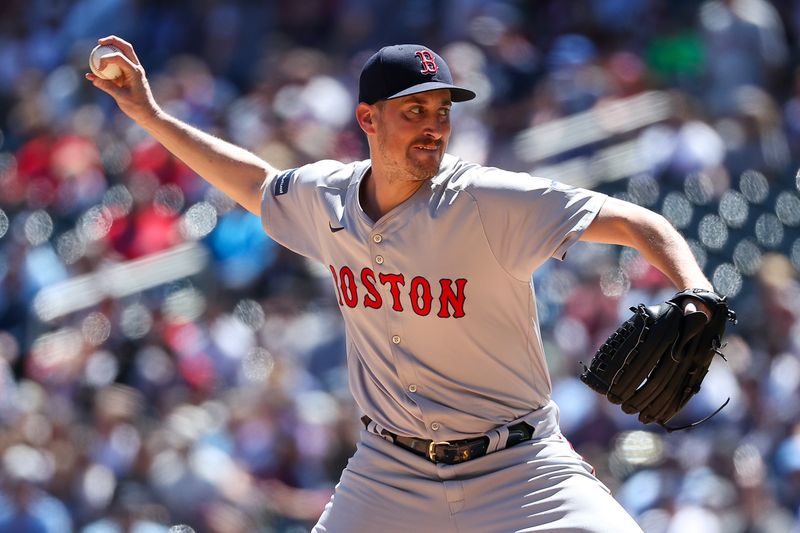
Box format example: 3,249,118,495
581,304,733,433
659,296,737,432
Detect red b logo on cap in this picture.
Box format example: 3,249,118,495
415,50,438,75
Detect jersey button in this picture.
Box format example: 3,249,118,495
391,335,401,344
373,234,382,243
431,422,441,431
408,384,417,393
375,255,384,264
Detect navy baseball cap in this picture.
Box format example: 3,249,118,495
358,44,476,105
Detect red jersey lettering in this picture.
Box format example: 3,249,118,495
328,266,467,318
361,268,383,309
340,266,358,308
438,278,467,318
379,273,406,312
410,276,433,316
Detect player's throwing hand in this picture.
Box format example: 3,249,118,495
85,35,161,126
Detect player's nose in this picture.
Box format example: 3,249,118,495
422,119,447,141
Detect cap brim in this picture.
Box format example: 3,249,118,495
386,81,476,102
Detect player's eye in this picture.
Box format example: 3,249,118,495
439,107,451,116
409,106,422,114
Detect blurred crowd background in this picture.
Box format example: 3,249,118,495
0,0,799,531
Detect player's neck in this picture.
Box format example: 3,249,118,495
360,167,426,222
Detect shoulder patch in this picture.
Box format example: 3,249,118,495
273,168,296,197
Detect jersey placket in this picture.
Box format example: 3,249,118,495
368,210,436,439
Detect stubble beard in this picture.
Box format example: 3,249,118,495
406,153,441,181
376,134,442,182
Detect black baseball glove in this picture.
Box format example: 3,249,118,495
580,288,737,432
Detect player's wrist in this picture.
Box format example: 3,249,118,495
681,284,714,292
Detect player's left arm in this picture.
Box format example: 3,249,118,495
580,197,713,312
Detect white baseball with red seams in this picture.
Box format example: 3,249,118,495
261,154,644,532
89,44,123,80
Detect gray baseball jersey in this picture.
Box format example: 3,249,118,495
261,154,644,532
261,153,604,440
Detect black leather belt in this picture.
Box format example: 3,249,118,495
361,416,534,465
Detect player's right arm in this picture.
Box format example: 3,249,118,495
85,35,276,216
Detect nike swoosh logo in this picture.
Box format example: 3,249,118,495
329,222,345,233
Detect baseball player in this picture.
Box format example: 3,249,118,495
88,37,713,532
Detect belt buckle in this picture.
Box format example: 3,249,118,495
427,441,451,462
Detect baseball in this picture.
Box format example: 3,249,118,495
89,44,123,80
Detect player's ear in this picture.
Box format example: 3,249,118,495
356,102,378,135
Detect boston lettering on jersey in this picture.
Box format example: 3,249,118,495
328,265,467,318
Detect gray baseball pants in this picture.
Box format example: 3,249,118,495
313,402,643,532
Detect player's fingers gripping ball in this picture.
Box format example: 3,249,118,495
580,288,736,431
89,44,124,80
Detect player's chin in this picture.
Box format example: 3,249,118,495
407,148,443,178
407,160,441,180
